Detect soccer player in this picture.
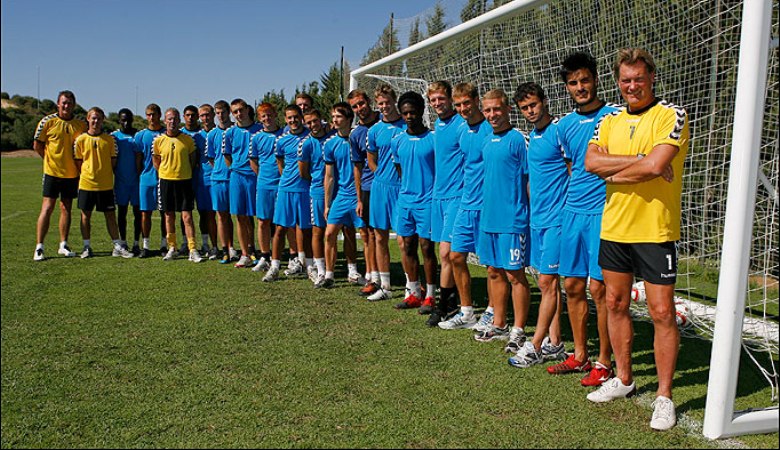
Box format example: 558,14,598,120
549,52,618,387
153,107,202,262
584,48,688,431
295,92,315,114
438,82,494,330
318,103,365,288
364,84,406,301
180,105,213,256
207,100,238,263
348,89,380,288
196,103,219,258
223,99,262,268
262,105,312,282
427,80,466,326
508,82,568,364
111,108,141,254
73,107,134,259
473,89,531,349
135,103,167,258
32,90,87,260
391,91,438,311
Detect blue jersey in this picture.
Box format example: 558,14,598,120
481,128,529,234
458,119,493,211
111,130,138,190
134,127,165,187
180,127,210,185
528,121,568,228
433,113,466,199
323,133,357,197
367,117,404,186
275,128,311,193
207,126,229,182
222,122,262,177
558,103,621,214
350,117,379,192
391,130,436,209
249,127,284,191
299,130,334,197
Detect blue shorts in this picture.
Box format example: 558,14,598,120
139,184,158,211
530,226,561,275
274,190,312,229
478,231,528,271
369,181,399,230
431,197,460,243
229,172,257,216
195,178,212,211
311,192,326,228
327,193,364,227
395,204,431,240
559,210,603,280
256,188,277,220
211,180,230,213
451,209,481,254
114,182,139,207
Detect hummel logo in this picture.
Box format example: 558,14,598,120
579,118,594,124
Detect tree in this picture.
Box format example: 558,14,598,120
360,22,401,78
460,0,486,22
408,17,423,46
425,1,447,37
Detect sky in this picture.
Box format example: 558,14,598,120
0,0,448,115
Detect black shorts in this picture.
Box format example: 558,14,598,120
598,240,678,285
78,189,116,212
42,174,78,200
158,179,194,212
360,189,371,228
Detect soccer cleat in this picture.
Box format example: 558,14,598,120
540,336,566,361
284,259,305,277
112,246,135,259
472,311,494,333
473,324,510,342
138,248,150,259
162,247,178,261
314,276,335,289
33,248,45,261
650,396,677,431
438,312,478,330
586,377,637,403
347,272,367,286
418,296,436,315
207,247,218,260
581,361,614,387
58,246,76,257
219,252,230,264
394,293,423,310
262,267,280,282
367,288,392,301
308,266,318,283
508,341,543,368
503,328,527,354
189,249,203,263
234,255,252,268
359,282,380,297
80,246,94,259
547,354,592,375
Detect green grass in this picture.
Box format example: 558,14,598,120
2,157,777,448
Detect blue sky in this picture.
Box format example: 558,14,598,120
1,0,443,115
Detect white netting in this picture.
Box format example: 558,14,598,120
355,0,779,406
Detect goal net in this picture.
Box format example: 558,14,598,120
351,0,779,439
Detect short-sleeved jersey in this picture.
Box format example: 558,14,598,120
298,130,334,197
222,122,262,177
528,121,568,228
350,116,379,192
323,133,357,197
458,119,493,211
391,130,436,209
589,99,689,243
207,126,230,182
366,117,405,186
180,127,210,185
134,127,165,187
153,132,195,181
481,128,529,234
74,133,117,191
249,128,284,190
558,103,620,214
34,114,87,178
111,130,138,189
433,113,466,200
275,128,311,193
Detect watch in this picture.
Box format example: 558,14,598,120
637,153,646,159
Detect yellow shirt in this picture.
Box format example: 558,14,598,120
34,114,88,178
73,133,117,191
589,99,689,243
152,133,195,180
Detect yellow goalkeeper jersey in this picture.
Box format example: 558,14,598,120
34,114,87,178
73,132,117,191
152,132,195,181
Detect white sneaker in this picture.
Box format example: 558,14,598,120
438,312,477,330
472,311,494,333
80,246,94,259
189,249,203,263
162,247,178,261
229,248,240,261
650,396,677,431
33,248,45,261
540,336,566,361
307,265,318,283
262,267,279,282
251,257,266,272
347,272,367,285
58,245,76,257
234,255,252,268
367,288,393,302
586,377,637,403
504,328,526,354
284,259,305,277
112,246,134,258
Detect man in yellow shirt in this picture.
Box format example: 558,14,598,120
584,48,689,431
153,107,201,262
73,107,134,259
32,90,87,261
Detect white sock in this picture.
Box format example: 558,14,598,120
315,258,326,276
59,241,68,249
298,252,306,265
112,239,123,250
380,272,391,290
271,259,281,270
405,272,410,283
462,305,474,318
485,306,495,315
371,271,380,283
426,284,436,298
325,271,335,280
305,257,313,269
347,263,358,274
407,281,421,298
143,238,150,249
83,239,91,248
36,243,44,250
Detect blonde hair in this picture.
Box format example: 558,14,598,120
453,82,479,99
482,89,509,106
87,106,105,119
374,84,397,102
613,48,657,78
427,80,452,98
